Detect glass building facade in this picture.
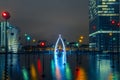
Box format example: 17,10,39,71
89,0,120,52
0,22,20,53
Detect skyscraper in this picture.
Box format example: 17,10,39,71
89,0,120,52
0,22,20,53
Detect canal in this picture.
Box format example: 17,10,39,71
0,52,120,80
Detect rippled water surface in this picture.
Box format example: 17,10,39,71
0,52,120,80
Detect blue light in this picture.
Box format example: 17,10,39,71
26,36,31,41
54,34,67,65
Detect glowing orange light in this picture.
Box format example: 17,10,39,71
80,36,84,39
79,39,82,43
75,67,87,80
30,64,37,80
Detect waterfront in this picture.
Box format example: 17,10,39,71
0,52,120,80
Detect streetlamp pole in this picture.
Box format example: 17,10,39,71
1,11,10,80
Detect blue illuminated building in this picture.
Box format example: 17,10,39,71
89,0,120,52
0,22,20,53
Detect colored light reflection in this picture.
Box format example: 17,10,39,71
56,67,61,80
51,59,61,80
51,60,55,76
37,58,43,80
108,72,119,80
65,63,72,80
51,59,72,80
30,64,37,80
22,67,29,80
75,67,87,80
37,58,42,76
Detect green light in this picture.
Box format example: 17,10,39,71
24,34,27,36
27,36,31,41
113,38,116,41
51,60,55,76
67,42,69,45
65,63,72,80
22,67,29,80
76,43,79,47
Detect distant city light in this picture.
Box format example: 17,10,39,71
32,39,36,43
117,22,120,27
111,20,115,24
80,36,84,39
27,36,31,41
1,11,10,19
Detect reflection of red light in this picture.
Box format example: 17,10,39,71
37,58,42,78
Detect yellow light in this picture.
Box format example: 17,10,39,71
32,39,36,43
102,2,106,4
30,64,37,80
79,40,83,43
109,33,112,36
80,36,84,39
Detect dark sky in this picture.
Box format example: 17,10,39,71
0,0,89,43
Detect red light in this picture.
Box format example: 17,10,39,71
3,13,7,16
111,20,115,24
117,22,120,27
40,42,45,47
41,42,45,46
1,11,10,19
93,26,96,30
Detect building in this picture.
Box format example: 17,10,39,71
89,0,120,52
0,22,20,53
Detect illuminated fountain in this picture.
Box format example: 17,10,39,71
54,34,66,65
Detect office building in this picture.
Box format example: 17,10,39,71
0,22,20,53
89,0,120,52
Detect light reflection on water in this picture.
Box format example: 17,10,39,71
0,53,120,80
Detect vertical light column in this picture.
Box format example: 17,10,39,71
54,34,66,65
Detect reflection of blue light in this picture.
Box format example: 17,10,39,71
54,34,66,65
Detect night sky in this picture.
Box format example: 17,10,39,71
0,0,89,43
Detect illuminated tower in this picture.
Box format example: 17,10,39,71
89,0,120,52
54,34,66,65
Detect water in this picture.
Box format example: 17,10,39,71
0,52,120,80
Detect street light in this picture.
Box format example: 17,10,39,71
1,11,10,80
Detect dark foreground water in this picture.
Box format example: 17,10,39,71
0,52,120,80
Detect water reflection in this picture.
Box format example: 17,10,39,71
51,59,72,80
30,64,37,80
0,53,120,80
22,67,29,80
96,54,120,80
75,67,87,80
37,58,42,79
